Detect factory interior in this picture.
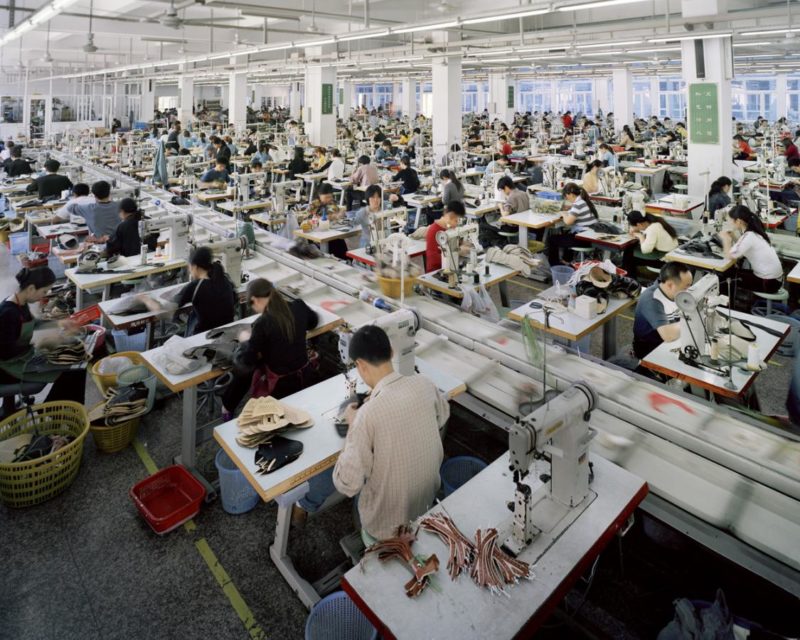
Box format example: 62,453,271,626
0,0,799,638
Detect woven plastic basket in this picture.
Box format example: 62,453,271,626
0,401,89,508
377,275,415,299
89,403,140,454
91,351,146,395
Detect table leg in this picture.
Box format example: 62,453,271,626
603,315,619,360
102,285,111,302
320,241,329,254
499,280,510,308
414,206,422,228
518,225,529,248
75,286,84,310
269,502,321,609
180,384,198,469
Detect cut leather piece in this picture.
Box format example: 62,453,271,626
57,233,79,250
254,436,303,474
471,528,533,594
588,266,612,289
419,512,476,580
364,525,440,598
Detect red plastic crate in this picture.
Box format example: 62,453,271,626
130,465,206,535
69,304,101,326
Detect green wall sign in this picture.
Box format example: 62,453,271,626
321,83,334,115
507,85,515,109
689,82,719,145
338,87,344,106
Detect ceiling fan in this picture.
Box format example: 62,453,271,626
42,23,53,63
83,0,98,53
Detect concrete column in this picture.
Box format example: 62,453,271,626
649,77,659,119
251,83,265,110
303,65,336,146
776,73,787,120
338,80,351,119
611,68,633,134
141,80,155,123
432,55,462,161
228,71,248,128
681,36,733,199
44,76,53,137
178,76,194,126
477,81,488,113
289,82,302,120
594,78,609,116
550,81,559,115
488,73,514,124
400,78,416,119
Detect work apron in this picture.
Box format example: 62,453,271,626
249,362,312,399
0,313,60,384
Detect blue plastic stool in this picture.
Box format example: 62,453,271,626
215,449,260,515
440,456,487,497
550,265,575,285
305,591,378,640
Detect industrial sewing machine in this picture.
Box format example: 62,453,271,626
435,222,483,287
502,382,598,556
642,140,661,162
230,171,269,204
204,236,249,286
668,141,686,163
271,179,304,214
676,274,728,355
621,189,647,214
139,212,191,261
366,208,407,254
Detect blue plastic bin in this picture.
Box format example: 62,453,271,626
215,449,259,515
111,328,148,352
551,265,575,285
8,231,28,255
538,190,562,201
305,591,378,640
440,456,487,497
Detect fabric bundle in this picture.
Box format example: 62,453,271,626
485,245,541,277
39,339,89,365
235,395,313,448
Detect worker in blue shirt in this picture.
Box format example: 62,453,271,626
199,160,229,188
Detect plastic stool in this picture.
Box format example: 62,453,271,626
753,288,789,315
571,246,593,261
198,371,233,418
440,456,487,497
498,230,517,246
305,591,378,640
215,448,260,515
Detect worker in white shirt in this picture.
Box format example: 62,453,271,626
0,140,12,162
326,148,345,182
47,183,93,224
623,210,679,273
721,205,784,295
294,325,449,542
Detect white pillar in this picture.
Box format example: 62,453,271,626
141,80,155,123
400,79,416,119
681,36,733,199
477,81,488,113
304,65,336,146
612,68,633,134
338,80,351,119
488,73,514,124
252,83,265,110
649,77,659,119
776,73,787,120
432,56,462,161
594,78,609,116
178,75,194,126
289,82,302,120
228,71,247,128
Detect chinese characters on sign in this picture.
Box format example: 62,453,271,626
688,83,719,145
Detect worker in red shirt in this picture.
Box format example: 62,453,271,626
562,111,573,131
495,135,513,156
425,201,466,273
782,137,800,162
733,134,753,160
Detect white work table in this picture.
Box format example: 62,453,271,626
294,226,361,254
507,285,636,359
65,254,187,309
213,366,467,608
664,246,736,273
787,261,800,285
33,221,89,239
624,164,667,194
346,238,426,269
645,195,704,218
342,453,648,640
417,261,518,306
640,310,789,400
499,209,562,247
573,229,637,259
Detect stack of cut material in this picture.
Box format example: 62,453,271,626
40,340,89,365
235,396,313,447
102,384,149,426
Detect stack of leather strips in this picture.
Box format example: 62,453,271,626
364,525,440,598
102,384,149,426
235,396,313,448
39,340,89,365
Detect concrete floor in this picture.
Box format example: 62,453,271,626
1,244,798,639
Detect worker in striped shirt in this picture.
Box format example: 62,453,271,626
547,182,599,266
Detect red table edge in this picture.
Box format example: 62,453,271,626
341,482,650,640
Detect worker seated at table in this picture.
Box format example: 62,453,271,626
597,143,617,169
250,143,272,167
293,325,449,541
623,210,679,275
26,159,72,200
305,183,349,260
547,182,598,266
105,198,156,259
388,156,420,208
632,262,692,359
0,267,86,417
344,155,380,210
221,278,318,420
352,185,383,248
720,205,783,295
782,137,800,163
425,200,466,273
707,176,732,217
198,160,230,189
733,134,753,160
582,160,602,194
619,125,637,151
48,182,92,225
374,140,395,163
61,180,119,242
5,146,33,177
327,148,345,182
480,176,528,248
558,133,573,154
287,146,310,179
439,169,465,211
311,147,331,173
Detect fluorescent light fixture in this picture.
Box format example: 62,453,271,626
304,37,336,46
0,0,81,48
732,41,770,47
518,44,571,53
392,21,459,34
577,39,641,49
337,29,390,42
479,49,515,56
461,8,549,25
630,47,681,53
648,31,732,43
482,57,523,63
739,27,800,36
558,0,649,11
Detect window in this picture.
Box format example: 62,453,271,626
633,80,652,119
789,78,800,121
157,96,177,111
518,81,552,114
354,84,394,110
417,82,432,118
556,80,594,115
658,78,685,119
1,97,23,123
462,82,480,113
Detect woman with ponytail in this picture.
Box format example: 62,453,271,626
221,278,319,418
439,169,465,207
721,205,783,294
0,267,85,415
177,246,236,335
548,182,599,265
105,198,153,258
707,176,732,216
623,210,679,272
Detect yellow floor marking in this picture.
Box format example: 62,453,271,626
131,438,266,639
